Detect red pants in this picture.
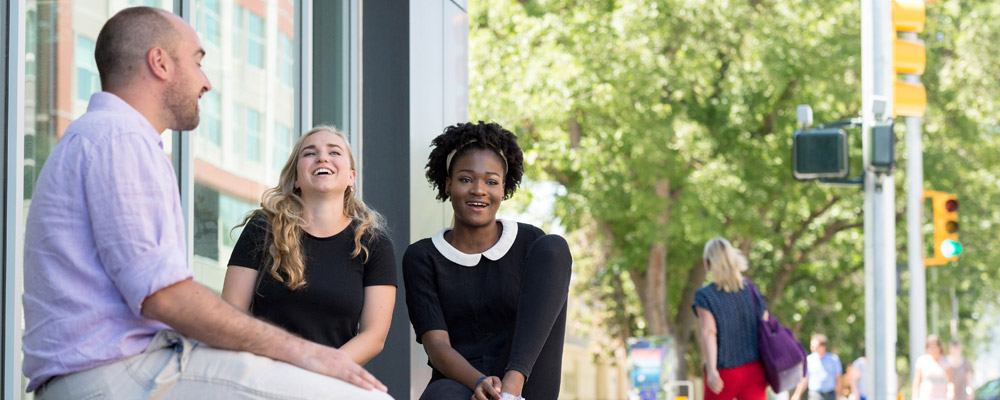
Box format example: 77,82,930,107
703,361,767,400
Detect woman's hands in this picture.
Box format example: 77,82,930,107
706,368,725,394
472,376,502,400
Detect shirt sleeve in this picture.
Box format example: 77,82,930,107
83,133,192,317
227,216,269,270
692,288,709,317
363,232,397,287
833,354,844,374
402,243,448,343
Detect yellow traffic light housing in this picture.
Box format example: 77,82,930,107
924,190,960,266
892,0,927,117
894,79,927,118
894,38,926,75
892,0,925,32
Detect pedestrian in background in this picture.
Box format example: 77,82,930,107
945,340,973,400
846,351,866,400
791,334,843,400
912,335,952,400
692,237,768,400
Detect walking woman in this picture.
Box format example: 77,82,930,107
404,121,572,400
693,237,768,400
912,335,952,400
222,126,396,365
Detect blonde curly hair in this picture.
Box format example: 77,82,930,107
235,126,385,290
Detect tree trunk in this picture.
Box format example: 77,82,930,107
632,179,673,337
671,260,708,380
630,244,669,337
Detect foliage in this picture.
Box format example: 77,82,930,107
470,0,1000,381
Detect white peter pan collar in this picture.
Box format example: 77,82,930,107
431,219,519,267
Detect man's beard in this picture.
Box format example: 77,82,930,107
164,76,200,131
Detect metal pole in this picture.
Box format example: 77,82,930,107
4,1,28,398
903,26,928,379
863,0,898,398
950,286,958,337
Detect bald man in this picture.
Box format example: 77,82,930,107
22,7,392,399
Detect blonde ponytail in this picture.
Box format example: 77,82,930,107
703,237,748,293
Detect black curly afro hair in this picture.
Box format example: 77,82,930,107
425,121,524,201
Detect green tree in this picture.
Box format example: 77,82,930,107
470,0,1000,381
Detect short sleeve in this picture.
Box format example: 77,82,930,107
692,288,710,317
402,243,448,343
84,133,192,316
227,216,269,270
363,232,397,287
754,289,767,317
833,354,844,374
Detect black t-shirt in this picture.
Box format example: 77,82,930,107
228,216,397,348
403,219,545,378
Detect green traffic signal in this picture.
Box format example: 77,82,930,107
941,239,963,258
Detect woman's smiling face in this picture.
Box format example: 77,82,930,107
295,130,355,196
446,148,506,229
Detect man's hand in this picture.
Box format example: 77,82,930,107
294,341,387,392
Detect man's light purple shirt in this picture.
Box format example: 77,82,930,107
22,92,193,391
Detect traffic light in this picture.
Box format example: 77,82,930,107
924,190,960,266
892,0,927,117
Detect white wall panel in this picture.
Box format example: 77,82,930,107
407,0,468,397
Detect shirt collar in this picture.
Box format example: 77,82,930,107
431,219,518,267
87,92,164,149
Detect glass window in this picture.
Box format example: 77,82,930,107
74,36,99,103
196,0,220,46
128,0,160,6
246,108,261,162
196,90,221,146
279,33,294,87
26,10,36,76
191,0,299,292
220,193,256,248
247,12,265,69
274,122,292,170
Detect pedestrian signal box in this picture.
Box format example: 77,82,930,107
792,128,849,181
924,190,961,266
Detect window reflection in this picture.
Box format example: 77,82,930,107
74,36,99,103
191,0,298,292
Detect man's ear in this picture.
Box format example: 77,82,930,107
147,46,172,81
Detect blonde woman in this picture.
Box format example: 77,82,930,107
222,126,396,365
693,237,768,400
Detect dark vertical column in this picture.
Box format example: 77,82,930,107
1,0,8,395
313,1,410,397
311,2,347,130
359,2,411,399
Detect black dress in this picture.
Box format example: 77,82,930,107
228,217,396,348
404,219,572,400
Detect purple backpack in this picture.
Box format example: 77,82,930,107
747,280,807,392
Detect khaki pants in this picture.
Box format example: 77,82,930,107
36,330,393,400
